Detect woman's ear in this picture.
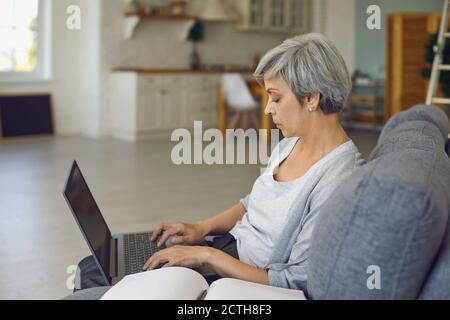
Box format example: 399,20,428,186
310,93,320,104
307,93,321,111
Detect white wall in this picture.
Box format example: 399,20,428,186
77,0,101,137
323,0,356,74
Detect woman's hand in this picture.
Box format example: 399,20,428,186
151,222,208,247
143,246,212,271
143,245,270,286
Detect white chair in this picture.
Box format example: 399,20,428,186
221,73,260,131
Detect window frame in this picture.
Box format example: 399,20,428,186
0,0,52,83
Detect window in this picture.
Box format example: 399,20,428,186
0,0,50,81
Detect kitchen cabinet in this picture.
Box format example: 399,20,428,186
110,71,249,141
235,0,311,33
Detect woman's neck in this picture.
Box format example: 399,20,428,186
295,114,349,159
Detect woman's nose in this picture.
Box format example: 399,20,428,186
264,102,272,115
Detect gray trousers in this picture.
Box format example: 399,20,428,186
64,233,238,300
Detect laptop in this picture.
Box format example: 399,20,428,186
63,160,168,285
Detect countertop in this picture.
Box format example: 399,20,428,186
111,67,254,74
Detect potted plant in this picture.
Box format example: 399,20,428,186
422,33,450,98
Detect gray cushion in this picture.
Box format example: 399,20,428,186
378,104,450,145
308,105,450,299
419,113,450,300
419,210,450,299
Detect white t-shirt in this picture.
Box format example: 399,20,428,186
230,137,364,268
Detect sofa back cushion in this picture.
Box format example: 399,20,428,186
307,105,450,299
419,208,450,299
419,135,450,300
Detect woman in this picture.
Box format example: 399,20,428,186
66,32,364,299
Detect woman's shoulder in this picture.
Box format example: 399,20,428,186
309,141,365,204
335,140,366,167
319,140,366,180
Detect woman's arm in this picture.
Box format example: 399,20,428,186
205,247,269,285
151,201,247,246
199,202,247,236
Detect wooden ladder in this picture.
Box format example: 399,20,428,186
426,0,450,106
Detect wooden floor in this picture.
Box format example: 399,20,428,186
0,130,378,299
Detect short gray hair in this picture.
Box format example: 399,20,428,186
254,33,352,114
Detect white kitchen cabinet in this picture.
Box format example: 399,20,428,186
235,0,311,34
137,75,161,131
268,0,288,30
289,0,312,34
249,0,265,28
110,72,223,141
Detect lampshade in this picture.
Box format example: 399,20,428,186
199,0,238,22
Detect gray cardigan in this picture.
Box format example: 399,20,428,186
235,138,365,292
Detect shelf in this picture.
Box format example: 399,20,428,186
124,12,198,21
123,12,198,39
349,95,383,106
111,67,253,74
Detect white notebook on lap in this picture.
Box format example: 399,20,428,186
100,267,306,300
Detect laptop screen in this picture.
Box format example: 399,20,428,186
63,161,112,278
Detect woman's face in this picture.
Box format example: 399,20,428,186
264,75,316,138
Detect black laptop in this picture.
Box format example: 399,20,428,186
63,160,165,285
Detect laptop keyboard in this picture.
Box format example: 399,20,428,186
123,233,160,274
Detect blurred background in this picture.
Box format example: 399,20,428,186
0,0,449,299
